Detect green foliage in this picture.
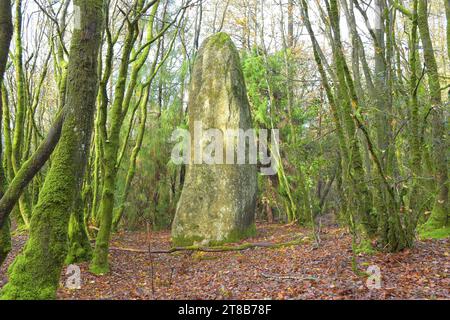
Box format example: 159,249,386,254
116,105,183,231
242,49,288,127
242,49,337,225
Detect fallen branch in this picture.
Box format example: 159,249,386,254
260,272,318,281
109,238,307,254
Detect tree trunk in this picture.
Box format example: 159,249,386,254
287,0,294,48
0,0,104,299
418,0,449,231
112,85,149,230
0,0,12,82
0,111,63,229
327,0,377,236
90,18,139,275
446,0,450,61
0,0,13,266
405,0,424,232
11,0,31,227
66,188,92,264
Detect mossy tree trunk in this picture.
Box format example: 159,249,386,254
0,0,12,82
91,0,177,273
11,0,31,227
326,0,377,236
66,188,92,264
404,0,423,233
65,0,121,264
11,0,25,175
300,0,350,224
0,0,13,266
0,0,104,299
54,0,70,109
2,86,13,184
372,0,408,250
0,111,63,229
1,86,14,263
90,0,116,226
90,1,143,274
112,85,150,231
417,0,449,232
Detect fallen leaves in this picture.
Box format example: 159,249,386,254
1,223,449,300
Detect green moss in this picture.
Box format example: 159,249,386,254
66,205,92,264
89,262,109,275
354,239,377,255
0,0,103,299
0,213,68,300
419,226,450,240
207,32,232,48
419,208,450,240
0,156,77,299
172,234,205,247
90,228,112,275
0,217,11,266
65,244,92,265
420,206,448,231
219,223,257,244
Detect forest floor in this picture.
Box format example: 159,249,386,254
1,223,449,300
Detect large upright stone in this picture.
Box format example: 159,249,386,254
171,33,257,246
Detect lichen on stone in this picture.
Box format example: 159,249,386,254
171,33,258,246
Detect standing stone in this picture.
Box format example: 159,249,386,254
171,33,257,246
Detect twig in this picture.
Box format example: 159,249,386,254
146,221,155,295
260,272,318,281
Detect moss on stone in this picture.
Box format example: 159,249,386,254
172,224,257,247
209,224,257,246
171,32,257,247
172,234,206,247
418,207,449,240
207,32,232,48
